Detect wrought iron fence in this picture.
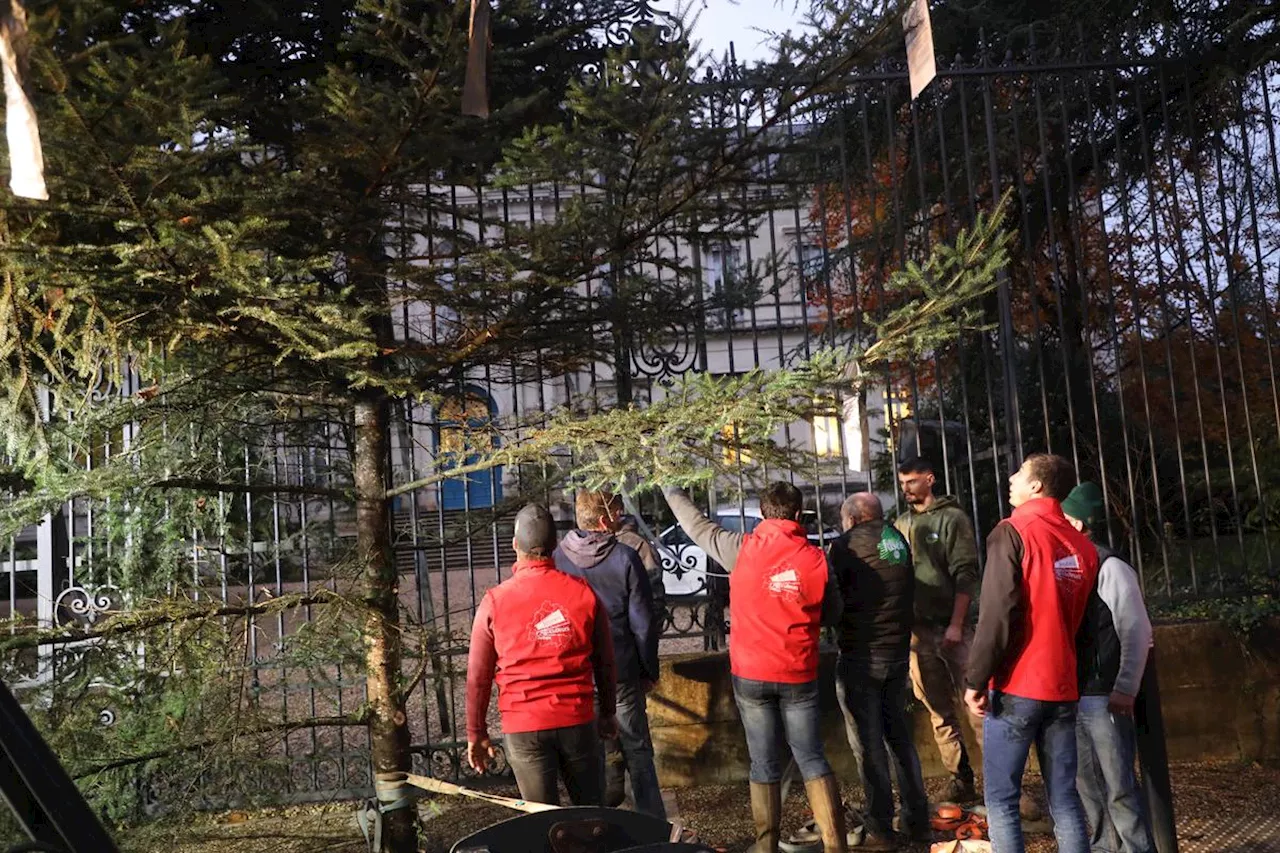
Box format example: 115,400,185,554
3,16,1278,806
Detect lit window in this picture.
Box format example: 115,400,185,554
813,414,843,457
886,388,913,422
438,394,494,458
720,423,752,466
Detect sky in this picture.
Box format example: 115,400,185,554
681,0,812,65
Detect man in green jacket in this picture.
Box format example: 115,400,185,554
895,457,982,803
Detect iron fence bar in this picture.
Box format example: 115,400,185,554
1243,65,1280,455
860,82,902,511
981,42,1025,475
294,432,321,793
835,98,872,488
934,90,987,555
1057,68,1119,554
1132,68,1192,597
1152,62,1219,594
1105,68,1167,589
1029,43,1082,470
1233,72,1280,585
1180,65,1251,578
1003,78,1054,456
1208,80,1273,579
753,90,800,489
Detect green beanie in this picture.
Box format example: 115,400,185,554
1061,481,1105,530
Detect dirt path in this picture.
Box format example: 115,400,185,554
114,759,1280,852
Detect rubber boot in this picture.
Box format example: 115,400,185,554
749,781,782,853
804,774,849,853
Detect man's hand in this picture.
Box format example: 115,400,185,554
1108,691,1136,716
964,687,988,718
466,738,496,773
943,623,964,648
599,713,618,740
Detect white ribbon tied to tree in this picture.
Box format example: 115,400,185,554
0,0,44,200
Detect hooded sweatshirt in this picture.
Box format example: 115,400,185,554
615,515,666,620
554,530,659,685
893,496,980,627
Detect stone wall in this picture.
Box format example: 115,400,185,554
646,620,1280,787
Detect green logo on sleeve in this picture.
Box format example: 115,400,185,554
877,528,909,564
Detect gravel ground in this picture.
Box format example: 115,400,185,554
111,759,1280,852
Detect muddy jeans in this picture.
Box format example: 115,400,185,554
909,622,982,783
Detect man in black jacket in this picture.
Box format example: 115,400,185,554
1062,482,1155,853
831,493,929,849
553,489,664,819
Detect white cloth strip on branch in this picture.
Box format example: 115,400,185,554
0,0,46,200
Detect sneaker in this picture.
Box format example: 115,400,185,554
940,776,979,804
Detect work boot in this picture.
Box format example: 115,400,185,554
940,775,978,804
804,774,849,853
749,781,782,853
857,832,898,850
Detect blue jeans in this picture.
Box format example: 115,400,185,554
732,675,832,783
835,656,929,836
612,679,667,819
1076,695,1154,853
983,691,1090,853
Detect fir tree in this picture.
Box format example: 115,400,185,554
0,2,1012,846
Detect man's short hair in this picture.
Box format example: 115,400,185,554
1024,453,1077,500
760,481,804,520
898,456,934,476
575,489,620,530
513,503,557,557
840,492,883,524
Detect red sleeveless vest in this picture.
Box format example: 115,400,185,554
487,560,600,733
996,499,1100,701
728,519,830,683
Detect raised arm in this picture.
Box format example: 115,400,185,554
662,486,744,570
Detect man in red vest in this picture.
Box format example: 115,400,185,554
964,454,1100,853
665,482,845,853
465,503,618,805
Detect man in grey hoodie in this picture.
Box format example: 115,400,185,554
1062,482,1155,853
553,489,664,819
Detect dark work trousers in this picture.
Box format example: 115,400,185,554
504,721,602,806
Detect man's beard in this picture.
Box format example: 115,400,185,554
904,492,927,506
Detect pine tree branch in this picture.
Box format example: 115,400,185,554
71,713,372,779
150,477,348,499
0,592,344,651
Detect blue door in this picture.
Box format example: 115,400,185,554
437,390,502,510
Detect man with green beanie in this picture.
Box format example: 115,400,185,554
894,457,981,804
1061,482,1155,853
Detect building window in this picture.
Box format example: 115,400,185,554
720,423,752,466
703,245,743,296
886,387,913,422
438,393,495,458
812,400,844,458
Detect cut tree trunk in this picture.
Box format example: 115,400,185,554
354,393,417,852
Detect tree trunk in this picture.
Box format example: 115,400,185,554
354,393,417,852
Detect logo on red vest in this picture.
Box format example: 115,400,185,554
528,601,573,648
1052,545,1084,587
765,564,802,601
